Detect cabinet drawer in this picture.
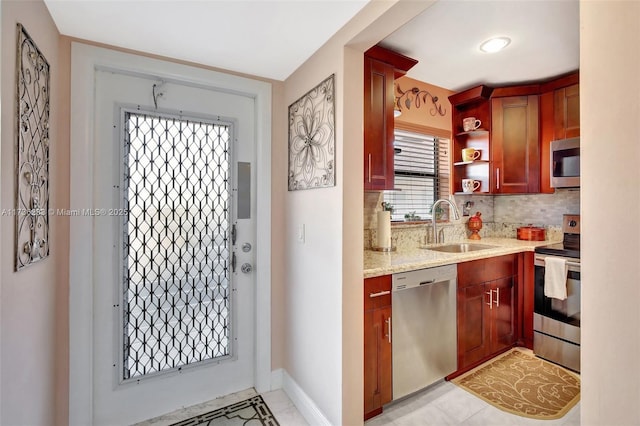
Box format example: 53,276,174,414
364,275,392,310
457,254,516,288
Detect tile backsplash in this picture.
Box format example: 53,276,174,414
493,189,580,225
364,190,579,249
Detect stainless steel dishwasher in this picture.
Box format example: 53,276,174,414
392,264,457,400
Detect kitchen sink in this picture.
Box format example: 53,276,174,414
425,243,497,253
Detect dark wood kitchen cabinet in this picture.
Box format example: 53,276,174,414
364,57,395,190
450,71,578,195
491,95,540,193
364,275,392,420
453,254,517,374
540,72,580,192
450,88,540,194
364,46,417,190
554,83,580,139
450,85,494,194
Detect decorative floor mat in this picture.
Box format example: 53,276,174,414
452,348,580,420
171,395,279,426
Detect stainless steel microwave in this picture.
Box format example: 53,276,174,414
550,137,580,188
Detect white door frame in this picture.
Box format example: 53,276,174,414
68,42,272,426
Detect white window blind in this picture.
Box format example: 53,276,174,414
383,130,450,222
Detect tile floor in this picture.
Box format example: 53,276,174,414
138,379,579,426
365,380,580,426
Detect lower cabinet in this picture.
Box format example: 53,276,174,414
364,275,392,420
455,254,517,373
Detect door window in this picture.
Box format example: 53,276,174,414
122,110,233,380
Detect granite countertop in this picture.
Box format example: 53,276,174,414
364,237,560,278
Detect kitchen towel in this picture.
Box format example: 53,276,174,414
544,257,568,300
376,211,391,248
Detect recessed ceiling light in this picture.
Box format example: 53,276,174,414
479,37,511,53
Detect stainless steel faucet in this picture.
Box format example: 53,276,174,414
431,199,461,244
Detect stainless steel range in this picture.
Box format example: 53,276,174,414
533,214,581,372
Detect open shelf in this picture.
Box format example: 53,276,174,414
454,160,490,166
455,129,489,137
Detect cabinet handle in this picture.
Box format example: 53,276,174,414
486,290,493,309
368,154,372,183
385,316,392,343
496,168,500,190
369,290,390,298
493,288,500,307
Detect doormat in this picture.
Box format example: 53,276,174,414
452,348,580,420
171,395,280,426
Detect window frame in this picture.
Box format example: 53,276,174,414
385,123,452,224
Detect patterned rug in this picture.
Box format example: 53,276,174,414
452,348,580,420
171,395,280,426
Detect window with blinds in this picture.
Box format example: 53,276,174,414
383,130,450,222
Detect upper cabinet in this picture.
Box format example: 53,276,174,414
540,72,580,192
364,46,417,190
491,95,540,193
450,72,579,195
450,85,493,194
554,83,580,139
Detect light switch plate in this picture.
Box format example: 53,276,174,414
298,224,305,243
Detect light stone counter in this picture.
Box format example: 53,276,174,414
363,237,560,278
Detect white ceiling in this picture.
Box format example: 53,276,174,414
381,0,580,91
44,0,579,89
43,0,369,81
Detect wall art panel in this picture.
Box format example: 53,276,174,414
15,23,50,270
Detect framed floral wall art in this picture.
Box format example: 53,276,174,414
288,74,335,191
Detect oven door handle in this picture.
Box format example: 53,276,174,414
535,255,580,272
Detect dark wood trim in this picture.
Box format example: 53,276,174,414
539,91,555,193
522,251,535,349
364,407,383,421
491,84,540,98
539,71,579,92
448,85,493,106
515,253,525,347
364,45,418,77
482,71,580,98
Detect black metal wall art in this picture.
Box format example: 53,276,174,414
288,74,336,190
395,83,447,117
15,24,50,270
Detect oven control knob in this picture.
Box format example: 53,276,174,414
569,220,577,227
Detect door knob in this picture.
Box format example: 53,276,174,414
242,242,252,253
241,263,253,274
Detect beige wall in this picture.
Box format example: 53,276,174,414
282,1,436,424
581,1,640,424
394,75,453,135
0,1,70,425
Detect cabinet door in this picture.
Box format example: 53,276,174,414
554,84,580,139
491,95,540,193
490,277,515,354
457,284,490,369
364,57,395,190
364,305,392,418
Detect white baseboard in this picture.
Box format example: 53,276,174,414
280,370,331,426
270,368,284,390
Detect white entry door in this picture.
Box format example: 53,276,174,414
91,69,256,425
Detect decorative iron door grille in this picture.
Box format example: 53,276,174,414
122,110,233,380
